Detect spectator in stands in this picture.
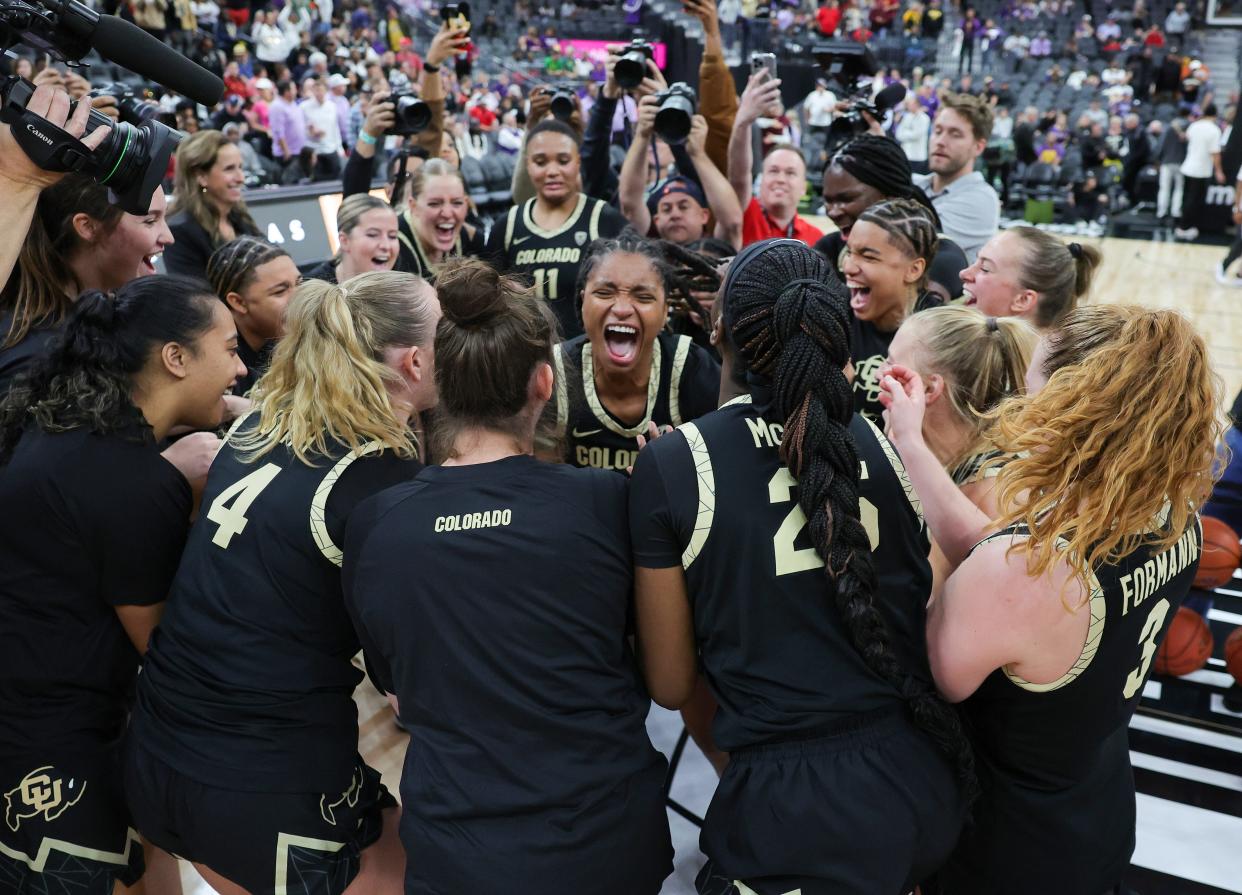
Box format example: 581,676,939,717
959,7,983,74
729,72,824,247
1175,103,1225,241
922,0,945,40
269,79,308,183
1012,106,1040,166
817,0,842,36
1165,1,1190,52
619,103,743,248
896,96,932,173
164,130,261,281
304,76,344,181
1028,32,1052,59
1156,119,1187,223
914,93,998,262
328,73,352,144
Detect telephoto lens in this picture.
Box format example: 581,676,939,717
548,84,577,122
389,92,432,136
93,83,160,125
653,82,697,145
88,110,181,214
614,39,654,90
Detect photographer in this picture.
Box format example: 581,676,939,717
341,23,468,200
728,71,824,246
619,99,742,248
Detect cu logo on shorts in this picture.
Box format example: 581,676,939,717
4,766,87,831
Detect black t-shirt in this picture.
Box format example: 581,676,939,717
629,394,933,751
850,314,896,422
0,425,190,756
485,195,627,339
132,424,420,793
233,337,274,396
343,456,665,861
944,513,1203,894
0,316,61,394
543,331,720,471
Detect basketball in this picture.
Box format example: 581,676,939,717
1154,607,1215,677
1226,628,1242,686
1195,516,1242,590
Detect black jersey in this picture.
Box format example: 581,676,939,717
629,392,933,751
485,195,627,339
942,512,1203,895
545,331,720,471
0,425,190,756
949,447,1004,486
343,455,671,891
132,421,419,794
850,315,895,421
396,212,484,283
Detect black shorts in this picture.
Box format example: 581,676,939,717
124,740,395,895
697,708,966,895
0,745,144,894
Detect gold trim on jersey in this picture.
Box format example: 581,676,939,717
309,442,384,567
667,335,692,428
721,394,753,408
503,204,519,250
678,422,715,570
223,408,258,446
274,831,345,895
580,339,663,438
587,197,604,241
861,417,924,526
0,826,140,873
552,344,569,437
521,194,589,240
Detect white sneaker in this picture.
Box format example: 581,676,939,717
1218,263,1231,285
1174,226,1200,240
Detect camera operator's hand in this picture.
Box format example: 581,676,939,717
427,25,471,68
90,93,120,122
636,59,668,99
858,107,885,137
686,114,709,159
736,70,782,127
62,71,93,101
527,86,551,129
603,51,622,100
635,95,659,140
31,66,64,91
363,91,395,139
682,0,721,39
0,84,112,189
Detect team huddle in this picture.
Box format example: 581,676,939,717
0,70,1224,895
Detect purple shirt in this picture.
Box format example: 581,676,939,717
331,92,351,142
269,96,307,158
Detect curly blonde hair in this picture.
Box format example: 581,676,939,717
234,271,436,464
987,305,1221,584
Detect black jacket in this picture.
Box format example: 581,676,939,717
163,211,260,283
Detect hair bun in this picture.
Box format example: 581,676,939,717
437,260,508,328
76,290,120,328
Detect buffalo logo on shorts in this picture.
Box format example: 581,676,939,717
4,767,87,831
319,767,363,827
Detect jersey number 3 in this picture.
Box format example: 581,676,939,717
767,467,880,577
206,463,282,549
1122,597,1171,699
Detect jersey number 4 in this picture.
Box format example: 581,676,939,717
206,463,282,549
767,467,880,577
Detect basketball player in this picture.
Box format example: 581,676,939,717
485,120,627,338
541,233,722,471
842,199,941,421
398,159,485,283
881,305,1218,895
124,272,439,895
883,306,1036,505
343,260,673,894
0,276,243,893
629,239,970,895
206,236,301,395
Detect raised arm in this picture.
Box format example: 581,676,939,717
687,115,743,248
618,96,660,234
728,71,783,212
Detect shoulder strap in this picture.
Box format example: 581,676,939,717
677,421,715,571
667,334,693,428
309,442,383,567
503,203,520,252
587,198,605,241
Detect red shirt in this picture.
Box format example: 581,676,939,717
817,6,841,34
469,104,497,128
741,197,824,247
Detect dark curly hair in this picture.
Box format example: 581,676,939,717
722,238,977,800
0,275,219,464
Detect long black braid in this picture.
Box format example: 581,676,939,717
829,135,943,231
576,229,723,326
723,238,977,800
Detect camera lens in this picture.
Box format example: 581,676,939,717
82,109,180,215
654,87,696,145
392,95,432,135
550,90,575,122
615,52,647,90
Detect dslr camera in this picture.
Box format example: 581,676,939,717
91,82,160,124
387,91,432,136
548,83,578,122
614,39,654,90
653,82,696,145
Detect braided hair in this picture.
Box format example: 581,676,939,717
207,237,291,303
722,238,977,799
856,199,940,293
829,135,942,230
575,230,722,324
